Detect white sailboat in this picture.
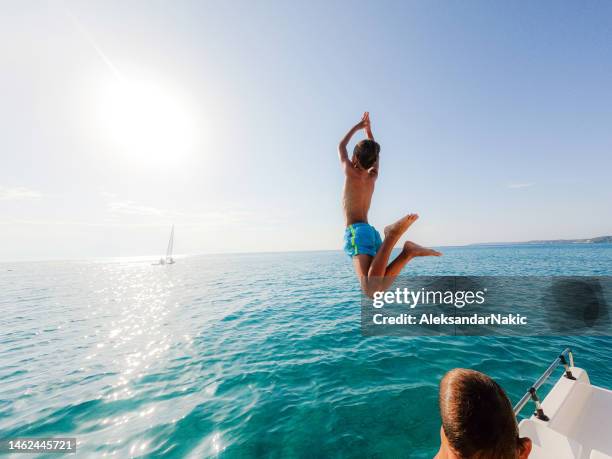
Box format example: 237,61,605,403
154,225,175,265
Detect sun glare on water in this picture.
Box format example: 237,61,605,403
98,79,198,165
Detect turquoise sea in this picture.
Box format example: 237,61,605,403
1,244,611,458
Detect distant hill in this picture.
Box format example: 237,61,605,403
469,236,612,246
525,236,612,244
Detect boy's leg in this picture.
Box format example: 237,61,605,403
352,254,373,293
367,214,419,278
379,241,442,291
362,214,418,295
353,214,442,295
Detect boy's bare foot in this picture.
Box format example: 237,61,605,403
384,214,419,239
402,241,442,257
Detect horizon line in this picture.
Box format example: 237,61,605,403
2,236,610,264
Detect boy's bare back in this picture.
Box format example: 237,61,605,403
342,165,377,226
338,112,380,226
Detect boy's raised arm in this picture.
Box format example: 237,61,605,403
364,111,374,140
338,112,370,165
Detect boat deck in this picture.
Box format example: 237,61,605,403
519,367,612,459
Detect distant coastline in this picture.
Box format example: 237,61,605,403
468,235,612,247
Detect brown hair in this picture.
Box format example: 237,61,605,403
353,139,380,169
439,369,524,459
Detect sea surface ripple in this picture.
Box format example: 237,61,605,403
0,244,611,458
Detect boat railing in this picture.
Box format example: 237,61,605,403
513,347,576,421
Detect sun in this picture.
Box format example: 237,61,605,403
98,79,198,165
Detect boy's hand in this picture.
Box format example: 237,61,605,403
357,112,370,129
352,114,370,132
363,111,374,140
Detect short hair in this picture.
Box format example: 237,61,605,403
439,369,520,459
353,139,380,169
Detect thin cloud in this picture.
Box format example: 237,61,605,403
175,209,254,227
99,191,118,199
507,183,534,189
2,210,254,229
104,196,253,227
0,186,43,200
108,201,165,216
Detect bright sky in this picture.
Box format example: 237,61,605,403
1,1,611,261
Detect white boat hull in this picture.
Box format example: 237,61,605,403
519,367,612,459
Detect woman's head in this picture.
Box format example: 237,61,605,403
436,369,531,459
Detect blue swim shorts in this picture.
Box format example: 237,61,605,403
343,223,382,257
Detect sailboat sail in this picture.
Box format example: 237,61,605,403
165,225,175,264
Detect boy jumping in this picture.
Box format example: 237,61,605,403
339,112,441,296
